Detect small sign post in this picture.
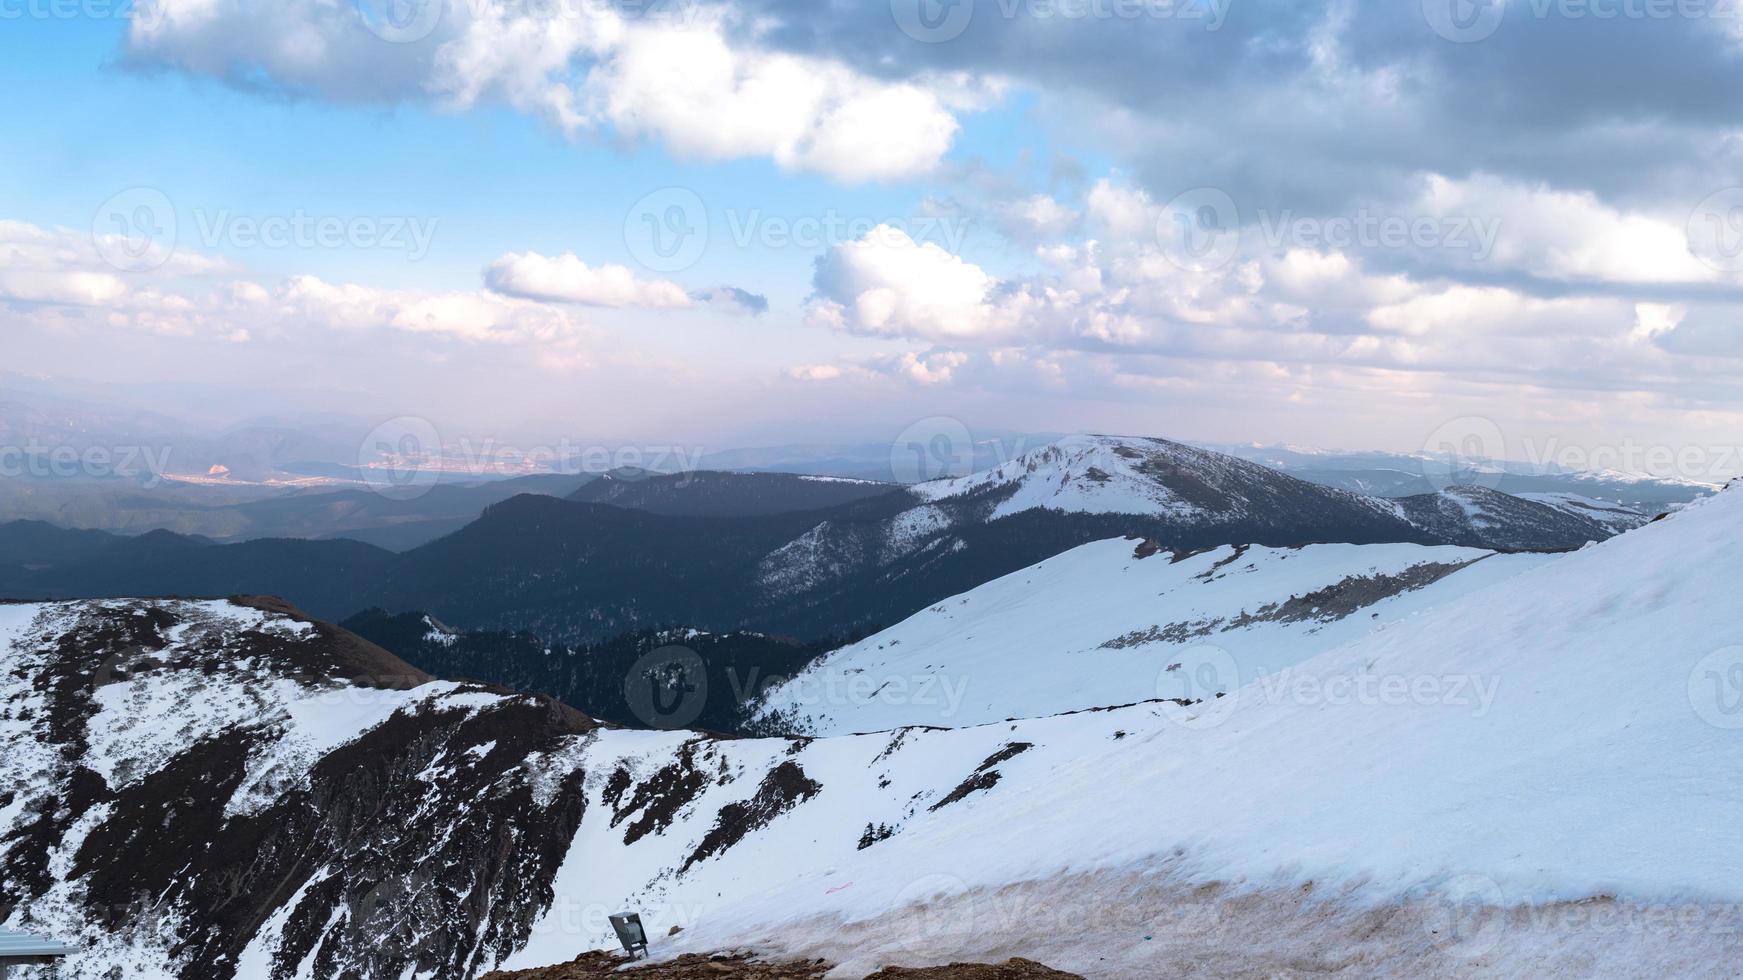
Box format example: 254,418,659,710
608,912,649,960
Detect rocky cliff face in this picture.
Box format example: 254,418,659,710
0,598,1040,979
0,598,596,979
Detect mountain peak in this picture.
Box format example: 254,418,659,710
913,433,1339,522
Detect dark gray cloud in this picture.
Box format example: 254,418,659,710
741,0,1743,212
693,286,771,315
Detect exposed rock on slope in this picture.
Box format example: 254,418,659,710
753,538,1549,734
0,598,591,979
480,951,1080,979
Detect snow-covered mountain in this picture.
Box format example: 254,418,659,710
1515,491,1652,532
6,484,1743,977
752,436,1607,632
1386,485,1616,550
1198,439,1716,512
914,434,1413,523
907,435,1618,552
2,435,1624,649
751,539,1550,734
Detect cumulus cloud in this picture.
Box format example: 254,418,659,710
484,252,693,308
1411,175,1720,285
994,194,1080,241
127,1,971,182
580,17,962,181
797,184,1735,399
732,0,1743,215
806,225,1002,338
0,218,593,365
0,221,203,312
484,251,768,318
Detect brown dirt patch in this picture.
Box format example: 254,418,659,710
480,952,1082,979
864,959,1084,978
482,950,830,979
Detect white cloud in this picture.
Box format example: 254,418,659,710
130,1,971,182
576,15,960,182
484,252,693,308
891,349,969,384
1415,174,1718,285
0,218,594,366
807,225,1002,339
997,194,1079,240
787,363,847,382
276,275,587,348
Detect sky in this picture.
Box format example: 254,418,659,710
4,0,1743,479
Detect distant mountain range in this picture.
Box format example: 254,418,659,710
0,435,1634,644
1197,441,1712,511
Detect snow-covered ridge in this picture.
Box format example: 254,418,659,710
912,433,1323,521
554,484,1743,975
753,539,1550,734
913,435,1202,519
1517,490,1652,532
751,435,1617,613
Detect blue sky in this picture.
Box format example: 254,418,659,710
4,1,1743,477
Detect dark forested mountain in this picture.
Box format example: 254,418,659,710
0,520,120,570
568,469,902,517
0,436,1631,644
0,530,396,615
342,609,823,733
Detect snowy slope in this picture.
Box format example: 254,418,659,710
752,538,1550,734
10,487,1743,978
516,484,1743,976
1516,491,1653,532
